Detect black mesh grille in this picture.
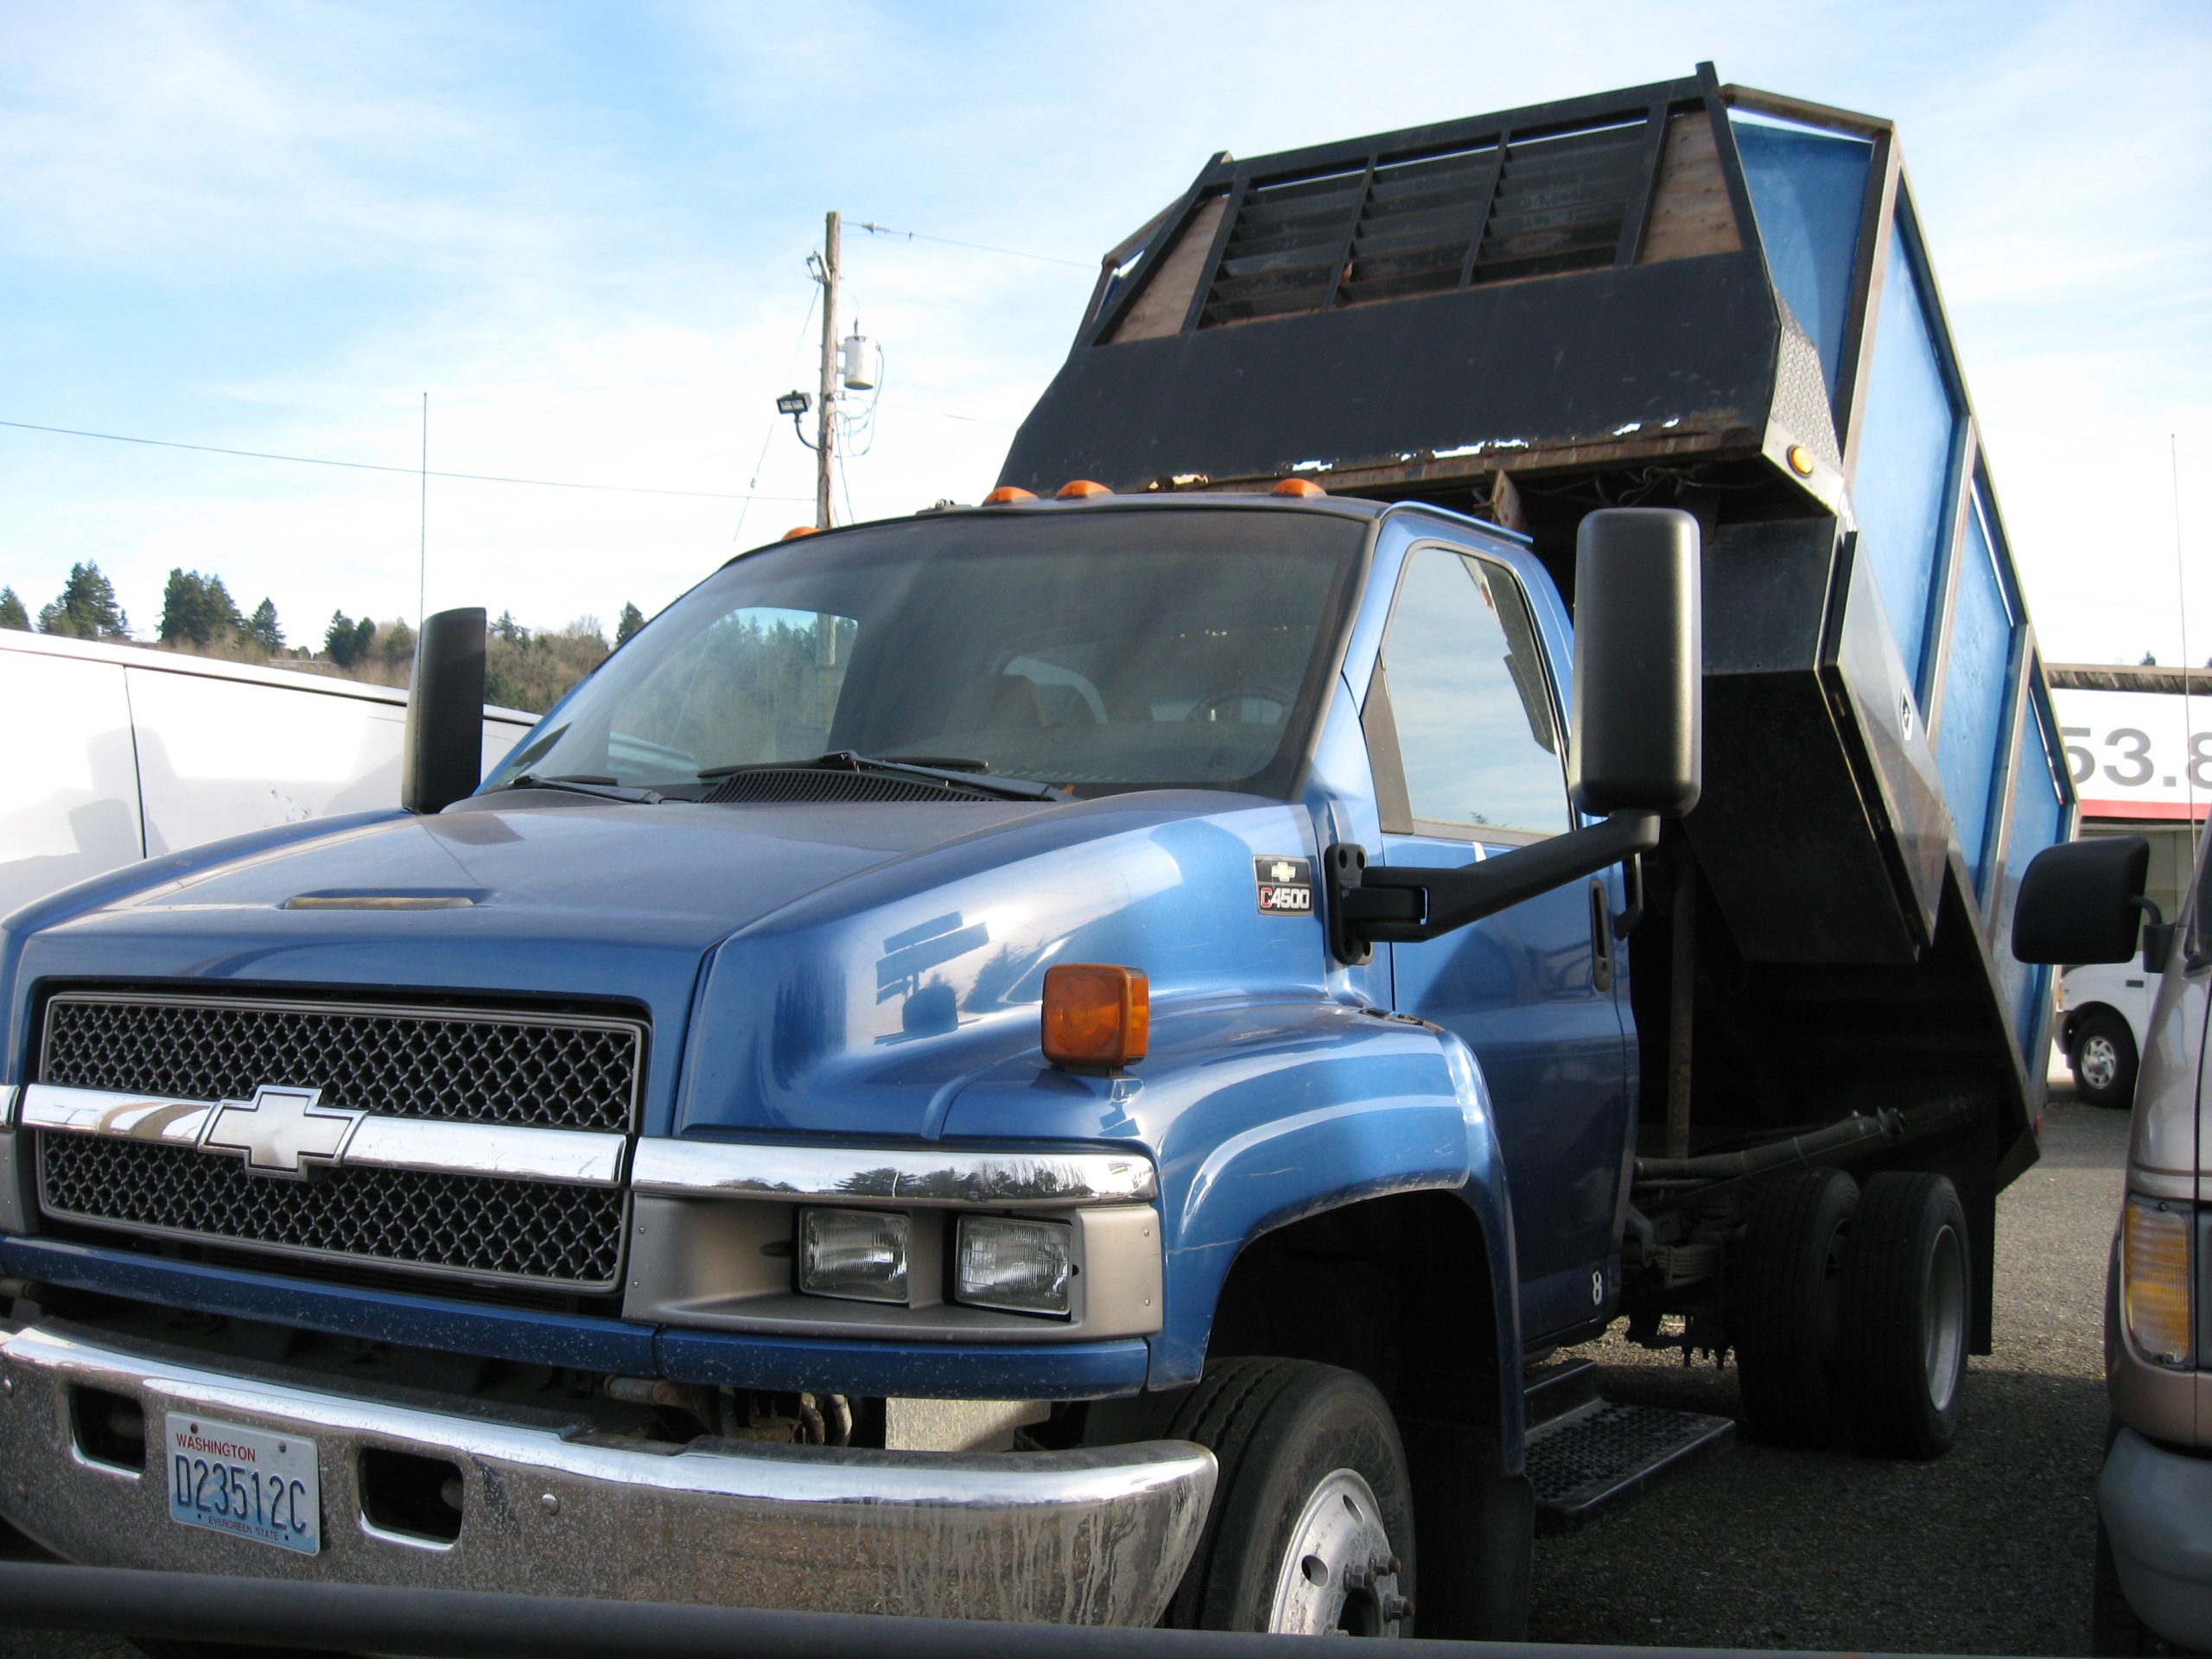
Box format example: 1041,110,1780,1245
38,1135,625,1289
38,996,640,1133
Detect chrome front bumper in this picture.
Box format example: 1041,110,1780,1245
0,1323,1214,1625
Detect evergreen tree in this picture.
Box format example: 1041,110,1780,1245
41,563,130,639
0,587,27,631
492,609,528,645
353,615,377,663
325,610,362,667
616,601,645,645
159,569,245,646
249,598,283,652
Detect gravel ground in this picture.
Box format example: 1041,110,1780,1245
1526,1090,2126,1656
1,1091,2129,1656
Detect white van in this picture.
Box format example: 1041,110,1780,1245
2056,960,2157,1108
0,629,536,918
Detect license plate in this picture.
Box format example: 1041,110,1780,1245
164,1412,320,1554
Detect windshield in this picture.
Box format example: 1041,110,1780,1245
489,507,1363,799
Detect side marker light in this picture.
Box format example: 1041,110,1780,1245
1042,963,1149,1070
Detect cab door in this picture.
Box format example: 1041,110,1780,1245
1363,543,1632,1342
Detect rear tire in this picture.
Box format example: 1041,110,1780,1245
1154,1357,1416,1636
1838,1172,1970,1459
1734,1166,1859,1446
2073,1011,2139,1109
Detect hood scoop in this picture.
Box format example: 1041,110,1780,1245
281,891,481,911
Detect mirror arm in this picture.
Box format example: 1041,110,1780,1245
1327,811,1662,962
1613,850,1646,940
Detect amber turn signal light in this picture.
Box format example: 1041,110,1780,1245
1056,479,1113,499
982,486,1037,505
1041,963,1149,1070
1272,477,1326,497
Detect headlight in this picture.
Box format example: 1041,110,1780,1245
798,1207,910,1305
956,1216,1073,1317
2121,1197,2193,1368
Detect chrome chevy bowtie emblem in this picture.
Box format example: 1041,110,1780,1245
200,1085,363,1179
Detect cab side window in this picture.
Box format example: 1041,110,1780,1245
1366,546,1570,841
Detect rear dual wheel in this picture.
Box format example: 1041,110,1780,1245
1838,1172,1970,1459
1736,1168,1969,1459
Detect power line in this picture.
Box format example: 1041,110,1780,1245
855,220,1091,270
0,417,810,504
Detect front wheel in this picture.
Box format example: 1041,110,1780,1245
2073,1011,2139,1109
1158,1357,1415,1636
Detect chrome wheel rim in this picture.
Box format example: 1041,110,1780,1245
1923,1221,1967,1413
2079,1034,2118,1090
1268,1467,1407,1637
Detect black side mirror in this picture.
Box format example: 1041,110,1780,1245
401,607,487,815
2012,836,2149,965
1569,508,1702,818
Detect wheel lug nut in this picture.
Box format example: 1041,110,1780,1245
1382,1592,1414,1622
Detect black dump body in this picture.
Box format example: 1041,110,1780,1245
1004,67,2078,1334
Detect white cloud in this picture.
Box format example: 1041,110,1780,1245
1,0,2206,674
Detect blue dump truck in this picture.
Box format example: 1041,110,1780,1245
0,68,2072,1641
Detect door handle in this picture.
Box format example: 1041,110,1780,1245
1588,878,1614,994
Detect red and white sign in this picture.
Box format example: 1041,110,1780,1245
2050,688,2210,823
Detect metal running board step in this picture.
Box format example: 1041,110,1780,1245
1526,1398,1736,1535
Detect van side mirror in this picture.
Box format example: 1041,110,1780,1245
2012,836,2149,965
1570,507,1702,817
400,607,487,815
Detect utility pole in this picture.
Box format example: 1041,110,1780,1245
815,211,840,530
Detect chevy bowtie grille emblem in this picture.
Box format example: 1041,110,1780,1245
200,1085,364,1179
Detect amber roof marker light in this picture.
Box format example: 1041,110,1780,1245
982,486,1037,505
781,525,820,540
1041,963,1150,1071
1055,480,1114,499
1272,477,1327,497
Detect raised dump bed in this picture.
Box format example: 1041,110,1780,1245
1005,64,2074,1211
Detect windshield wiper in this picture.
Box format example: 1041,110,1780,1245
493,773,665,804
698,752,1067,803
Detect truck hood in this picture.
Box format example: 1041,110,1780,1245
8,791,1329,1139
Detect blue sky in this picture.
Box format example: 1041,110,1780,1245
3,0,2208,666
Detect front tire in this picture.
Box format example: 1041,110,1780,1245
1157,1357,1415,1636
1839,1172,1971,1458
2073,1011,2139,1109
